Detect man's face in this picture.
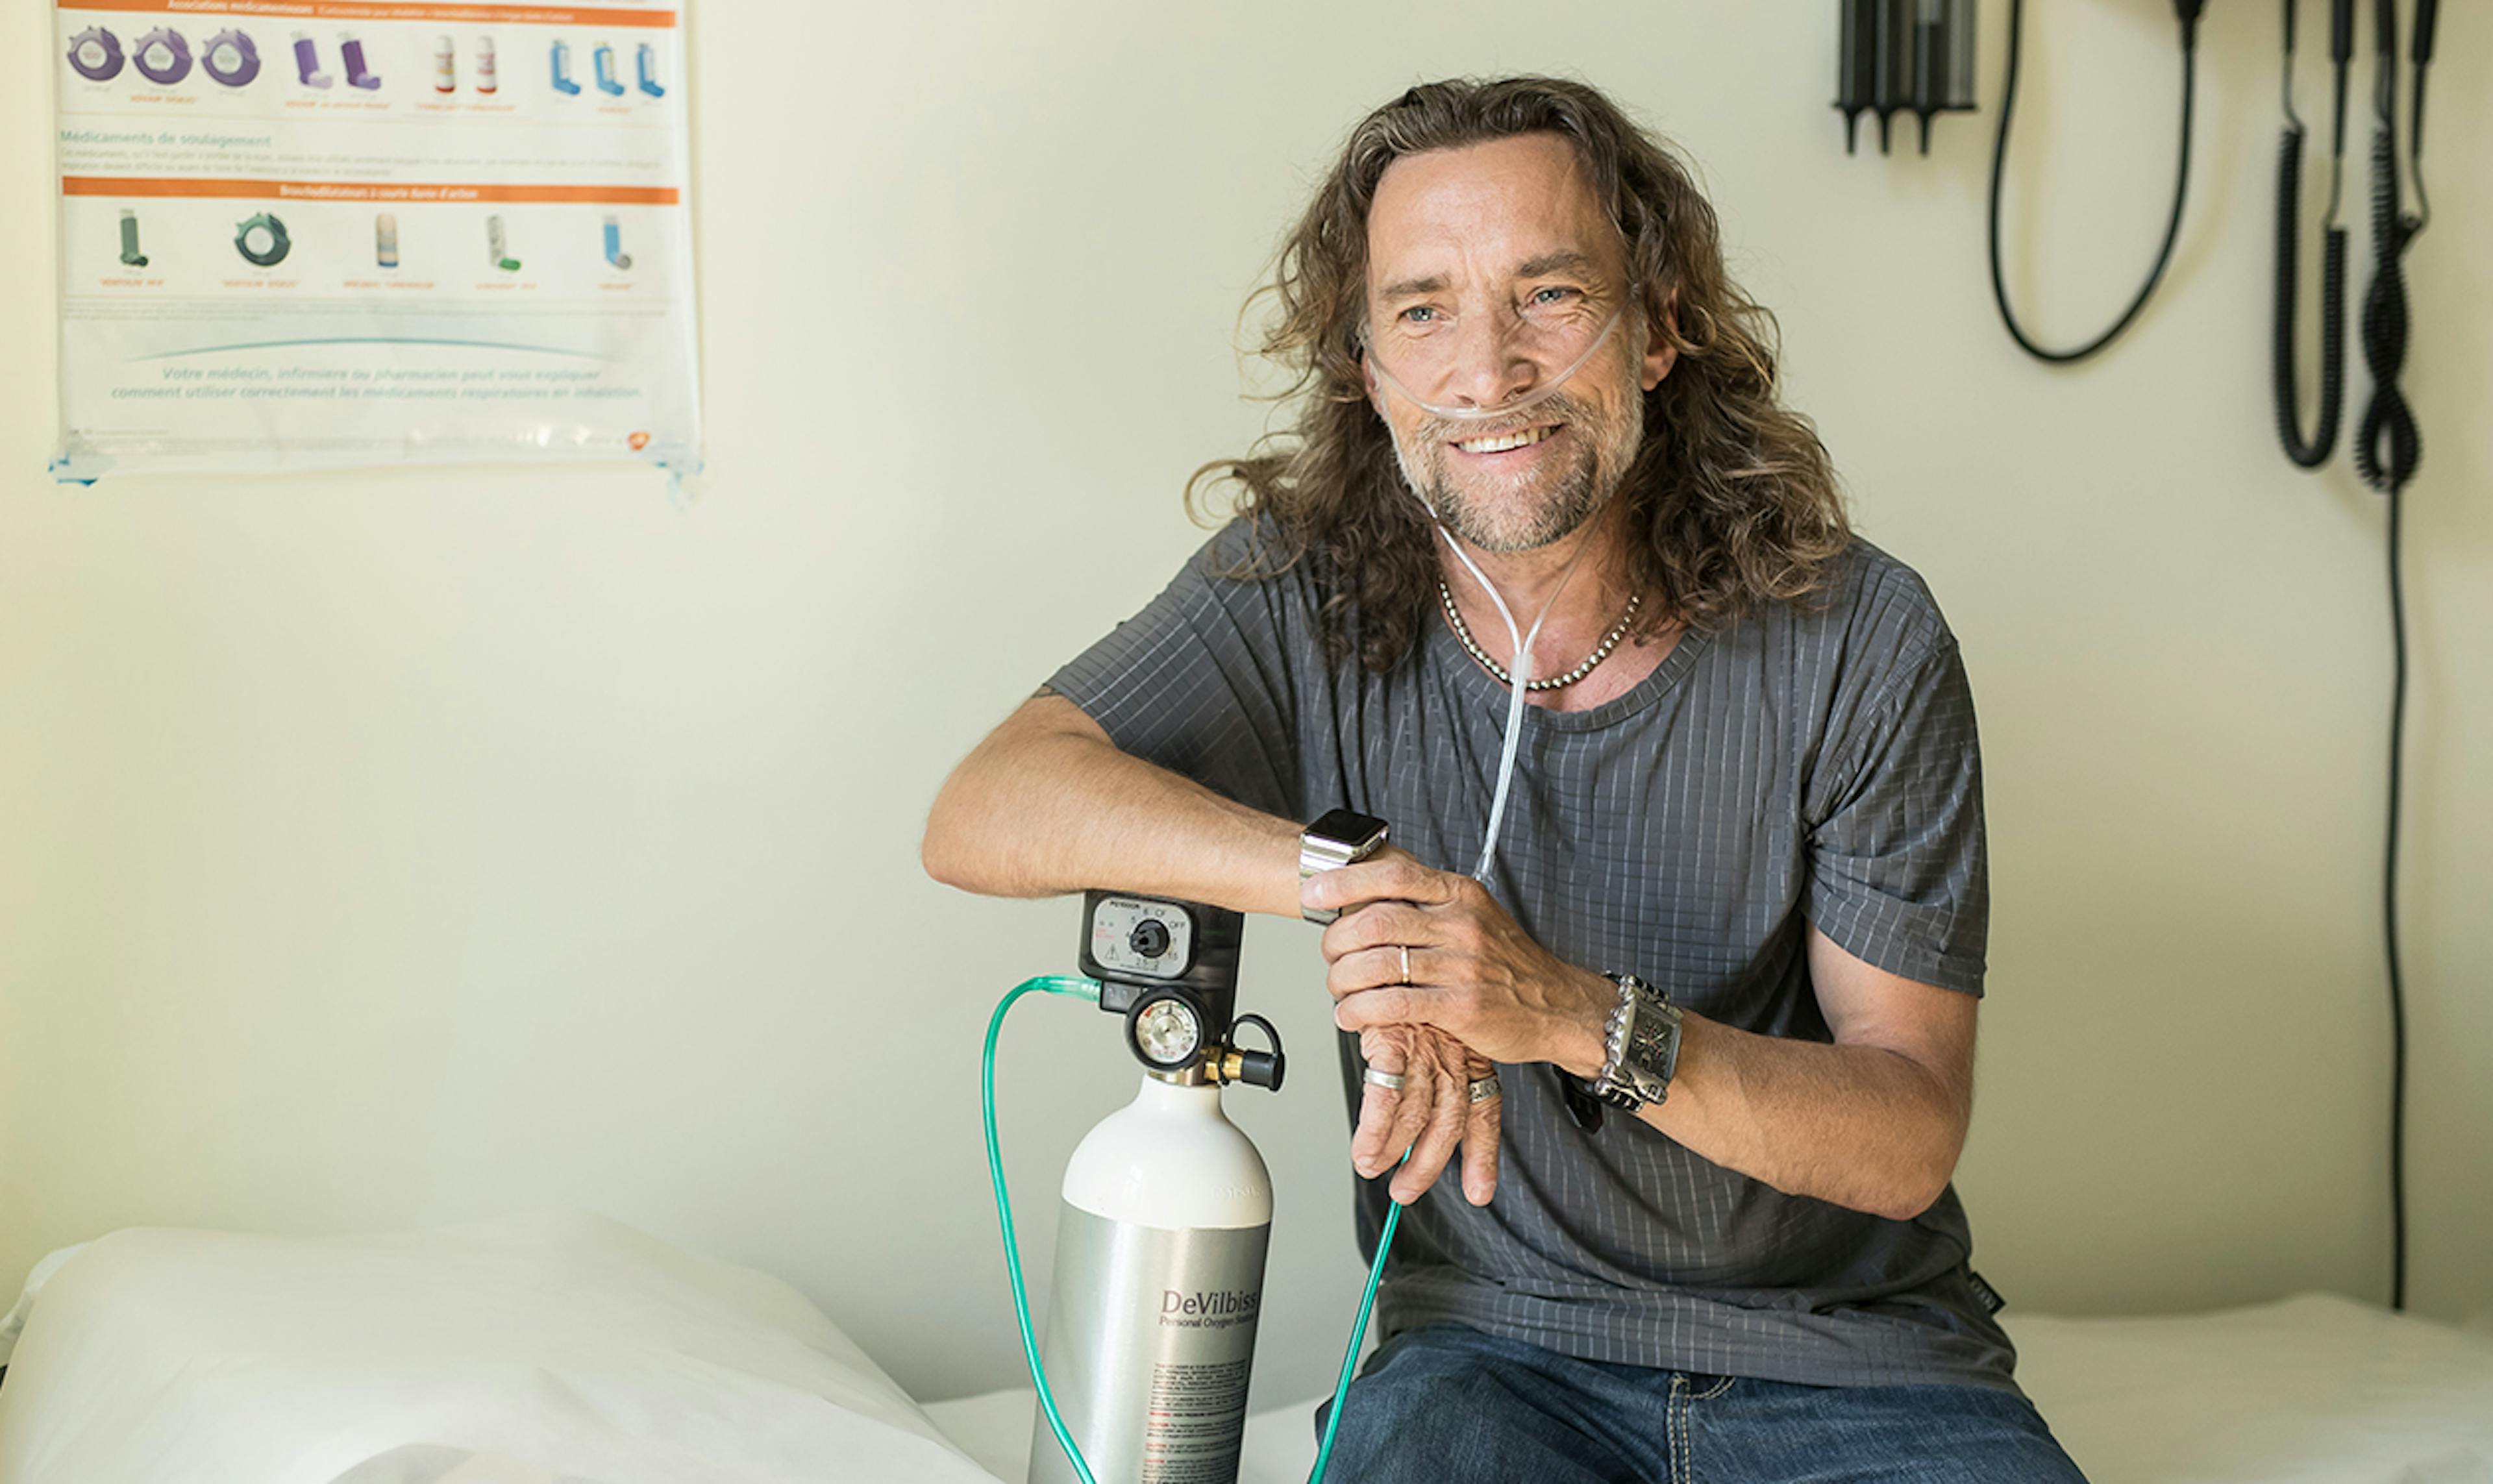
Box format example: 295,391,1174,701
1361,132,1674,553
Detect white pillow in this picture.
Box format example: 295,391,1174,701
0,1212,1000,1484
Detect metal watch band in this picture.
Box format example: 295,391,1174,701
1299,810,1388,926
1589,971,1680,1113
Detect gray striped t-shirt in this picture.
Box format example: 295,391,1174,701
1048,518,2018,1394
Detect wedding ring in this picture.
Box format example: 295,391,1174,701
1467,1075,1502,1104
1398,945,1411,985
1362,1067,1407,1092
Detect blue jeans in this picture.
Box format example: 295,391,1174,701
1314,1324,2089,1483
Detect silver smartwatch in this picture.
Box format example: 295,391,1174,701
1299,808,1389,924
1588,971,1681,1113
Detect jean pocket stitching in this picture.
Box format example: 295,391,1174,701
1693,1374,1736,1402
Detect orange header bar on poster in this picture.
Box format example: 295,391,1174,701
64,175,680,204
61,0,674,26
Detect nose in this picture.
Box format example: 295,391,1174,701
1433,310,1541,412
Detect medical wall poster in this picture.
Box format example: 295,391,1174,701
51,0,701,481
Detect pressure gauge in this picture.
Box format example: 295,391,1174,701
1128,991,1204,1072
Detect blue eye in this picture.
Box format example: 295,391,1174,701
1400,305,1442,325
1529,286,1579,307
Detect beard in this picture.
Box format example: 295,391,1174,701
1386,384,1644,554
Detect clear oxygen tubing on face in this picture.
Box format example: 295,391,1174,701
1368,304,1630,881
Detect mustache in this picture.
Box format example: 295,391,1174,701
1417,391,1586,445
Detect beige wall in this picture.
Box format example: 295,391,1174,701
3,0,2485,1411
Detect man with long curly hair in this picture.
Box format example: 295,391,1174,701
927,76,2086,1481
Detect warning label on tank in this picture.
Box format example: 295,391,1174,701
1143,1356,1250,1483
1028,1207,1272,1484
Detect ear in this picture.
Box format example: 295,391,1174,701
1640,289,1680,392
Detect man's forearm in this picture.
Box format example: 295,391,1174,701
1553,1010,1967,1222
923,695,1304,917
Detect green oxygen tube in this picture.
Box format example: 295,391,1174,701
984,965,1405,1484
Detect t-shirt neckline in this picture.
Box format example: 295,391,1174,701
1427,605,1714,732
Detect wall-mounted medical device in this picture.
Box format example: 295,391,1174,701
1835,0,1975,155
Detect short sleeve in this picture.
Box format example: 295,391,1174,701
1804,638,1988,996
1045,521,1306,821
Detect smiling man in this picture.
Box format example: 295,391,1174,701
925,77,2087,1481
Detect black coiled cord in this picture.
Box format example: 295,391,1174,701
2353,129,2421,493
2352,0,2431,1317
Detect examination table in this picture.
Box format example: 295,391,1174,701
1,1215,2485,1483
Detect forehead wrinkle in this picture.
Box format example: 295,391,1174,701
1367,139,1626,304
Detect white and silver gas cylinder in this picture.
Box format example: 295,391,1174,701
1030,893,1286,1484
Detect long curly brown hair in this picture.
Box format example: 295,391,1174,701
1192,75,1851,674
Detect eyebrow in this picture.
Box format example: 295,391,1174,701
1375,250,1605,303
1376,272,1448,301
1515,250,1602,279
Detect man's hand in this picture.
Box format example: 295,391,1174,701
1305,856,1614,1075
1350,1022,1500,1207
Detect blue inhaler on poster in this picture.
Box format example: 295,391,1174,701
602,215,632,270
550,39,580,95
592,41,625,95
636,42,664,97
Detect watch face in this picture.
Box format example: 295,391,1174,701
1307,808,1388,852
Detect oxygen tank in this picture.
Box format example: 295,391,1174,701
1026,892,1285,1484
1030,1071,1272,1484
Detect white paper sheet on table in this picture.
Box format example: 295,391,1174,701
927,1293,2493,1484
0,1213,995,1484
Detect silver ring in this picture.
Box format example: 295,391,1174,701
1467,1075,1502,1104
1362,1066,1406,1092
1398,945,1411,985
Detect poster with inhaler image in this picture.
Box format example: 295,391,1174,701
51,0,699,480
